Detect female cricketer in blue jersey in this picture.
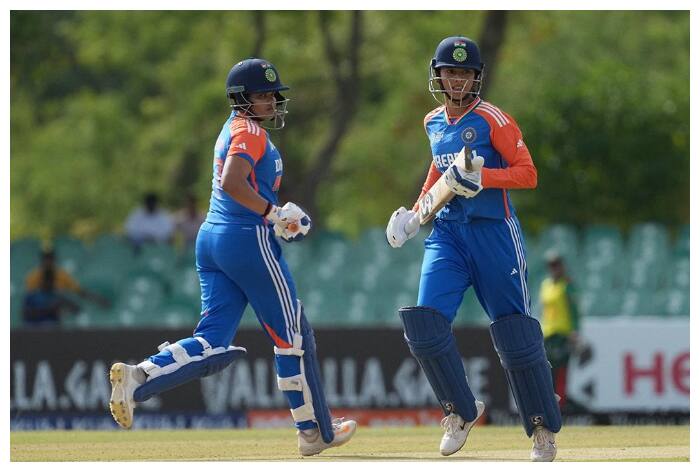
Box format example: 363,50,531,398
109,58,356,456
386,36,561,461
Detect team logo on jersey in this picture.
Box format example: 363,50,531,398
265,68,277,82
461,127,477,144
453,47,468,62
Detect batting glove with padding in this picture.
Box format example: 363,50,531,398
267,202,312,242
386,207,419,248
445,155,484,198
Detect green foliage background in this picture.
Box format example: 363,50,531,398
10,11,689,240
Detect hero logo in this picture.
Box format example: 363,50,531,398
624,351,689,395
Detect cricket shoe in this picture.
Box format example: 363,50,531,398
109,363,144,429
297,418,357,456
530,425,557,462
439,400,486,456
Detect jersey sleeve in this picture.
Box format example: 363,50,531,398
227,120,267,167
412,161,442,212
480,112,537,190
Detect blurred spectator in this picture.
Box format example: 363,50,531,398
23,248,110,327
174,193,205,247
539,250,581,412
124,192,175,248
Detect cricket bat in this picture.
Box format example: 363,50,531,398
404,146,472,234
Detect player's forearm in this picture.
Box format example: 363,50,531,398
222,179,269,215
221,155,270,215
482,164,537,189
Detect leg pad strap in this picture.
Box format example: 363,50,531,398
134,338,246,403
274,303,335,443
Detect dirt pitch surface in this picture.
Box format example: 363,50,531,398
11,425,689,462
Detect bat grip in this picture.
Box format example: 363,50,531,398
404,212,420,235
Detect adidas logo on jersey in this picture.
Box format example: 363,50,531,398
235,142,247,150
511,268,518,275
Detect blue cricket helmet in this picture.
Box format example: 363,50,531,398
431,36,484,72
226,57,289,98
225,58,290,129
428,36,486,106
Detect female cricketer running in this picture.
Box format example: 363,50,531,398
386,36,561,461
109,58,356,456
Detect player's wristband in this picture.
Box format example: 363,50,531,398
262,201,273,217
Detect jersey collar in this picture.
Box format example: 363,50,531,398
444,96,481,125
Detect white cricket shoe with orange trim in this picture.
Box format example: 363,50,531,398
440,400,485,456
109,363,143,429
297,418,357,456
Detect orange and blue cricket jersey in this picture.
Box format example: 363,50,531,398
207,111,283,225
414,97,538,322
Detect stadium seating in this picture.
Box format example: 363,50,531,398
673,225,690,257
578,289,621,317
53,236,88,276
628,222,670,263
10,238,41,287
9,222,690,329
536,224,579,268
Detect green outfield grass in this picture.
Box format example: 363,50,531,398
10,425,689,462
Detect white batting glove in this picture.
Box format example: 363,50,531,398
386,207,419,248
445,155,484,198
266,202,312,242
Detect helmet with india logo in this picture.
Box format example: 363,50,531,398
225,58,290,129
431,36,483,71
428,36,485,105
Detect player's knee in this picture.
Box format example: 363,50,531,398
489,314,545,368
192,331,231,350
399,306,452,353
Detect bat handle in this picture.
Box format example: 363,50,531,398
404,212,420,235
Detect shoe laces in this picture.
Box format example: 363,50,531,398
441,414,463,436
533,427,553,448
331,417,345,431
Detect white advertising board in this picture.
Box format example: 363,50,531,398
568,317,689,411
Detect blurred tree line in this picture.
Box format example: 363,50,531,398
10,10,689,240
